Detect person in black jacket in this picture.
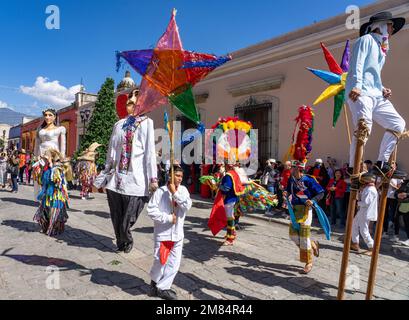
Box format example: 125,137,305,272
392,179,409,247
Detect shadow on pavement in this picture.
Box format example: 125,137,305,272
174,272,260,300
1,219,117,252
0,197,38,207
83,210,111,219
0,249,149,297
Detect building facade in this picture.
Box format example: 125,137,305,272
8,124,21,149
147,0,409,171
0,124,11,149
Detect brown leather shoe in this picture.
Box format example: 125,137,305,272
350,242,360,252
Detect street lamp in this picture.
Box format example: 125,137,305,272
80,109,91,136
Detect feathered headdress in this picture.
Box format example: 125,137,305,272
208,117,253,163
286,105,314,166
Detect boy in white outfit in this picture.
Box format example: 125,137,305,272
351,173,378,254
147,165,192,300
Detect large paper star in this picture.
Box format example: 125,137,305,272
116,9,231,124
307,41,350,127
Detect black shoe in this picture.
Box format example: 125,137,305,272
373,161,407,179
149,280,158,297
123,242,133,253
115,242,125,252
157,288,178,300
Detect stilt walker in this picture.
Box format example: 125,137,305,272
337,11,407,300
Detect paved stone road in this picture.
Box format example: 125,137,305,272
0,185,408,300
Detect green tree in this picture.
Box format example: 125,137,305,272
76,78,118,166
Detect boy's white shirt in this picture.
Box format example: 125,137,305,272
147,185,192,242
358,185,378,221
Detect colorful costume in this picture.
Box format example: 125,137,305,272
206,117,278,244
33,154,69,236
286,106,329,268
76,143,101,199
287,174,325,264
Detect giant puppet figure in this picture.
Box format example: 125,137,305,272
103,89,158,254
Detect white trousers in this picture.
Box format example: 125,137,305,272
150,239,183,290
347,96,405,165
352,209,374,248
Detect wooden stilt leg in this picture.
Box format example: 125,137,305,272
337,119,368,300
365,149,397,300
344,104,352,146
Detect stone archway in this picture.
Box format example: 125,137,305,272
234,95,279,165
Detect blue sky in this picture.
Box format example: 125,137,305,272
0,0,374,116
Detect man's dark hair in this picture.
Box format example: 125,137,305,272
173,165,184,173
364,160,373,165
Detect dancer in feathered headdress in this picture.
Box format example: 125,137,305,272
206,117,278,246
285,106,330,274
76,142,102,199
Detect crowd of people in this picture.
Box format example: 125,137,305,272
199,156,409,249
0,147,35,193
0,144,103,198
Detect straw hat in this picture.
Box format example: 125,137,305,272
360,172,376,184
61,157,71,163
78,142,102,161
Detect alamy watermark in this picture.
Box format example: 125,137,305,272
345,264,360,291
154,122,260,176
345,5,360,30
45,5,60,30
45,265,60,290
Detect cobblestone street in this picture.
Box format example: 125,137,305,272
0,185,408,300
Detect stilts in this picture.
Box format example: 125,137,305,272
338,119,408,300
337,118,369,300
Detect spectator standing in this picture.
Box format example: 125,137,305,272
326,169,347,227
391,179,409,246
0,152,7,188
382,178,402,238
18,149,26,184
8,151,19,193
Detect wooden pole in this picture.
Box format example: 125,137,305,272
365,149,397,299
337,119,367,300
170,105,175,185
344,104,352,145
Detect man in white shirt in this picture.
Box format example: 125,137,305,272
351,173,379,254
104,91,158,253
147,165,192,300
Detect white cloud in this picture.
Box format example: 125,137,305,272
20,76,81,108
0,100,14,110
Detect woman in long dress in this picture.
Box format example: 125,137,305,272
32,108,69,236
